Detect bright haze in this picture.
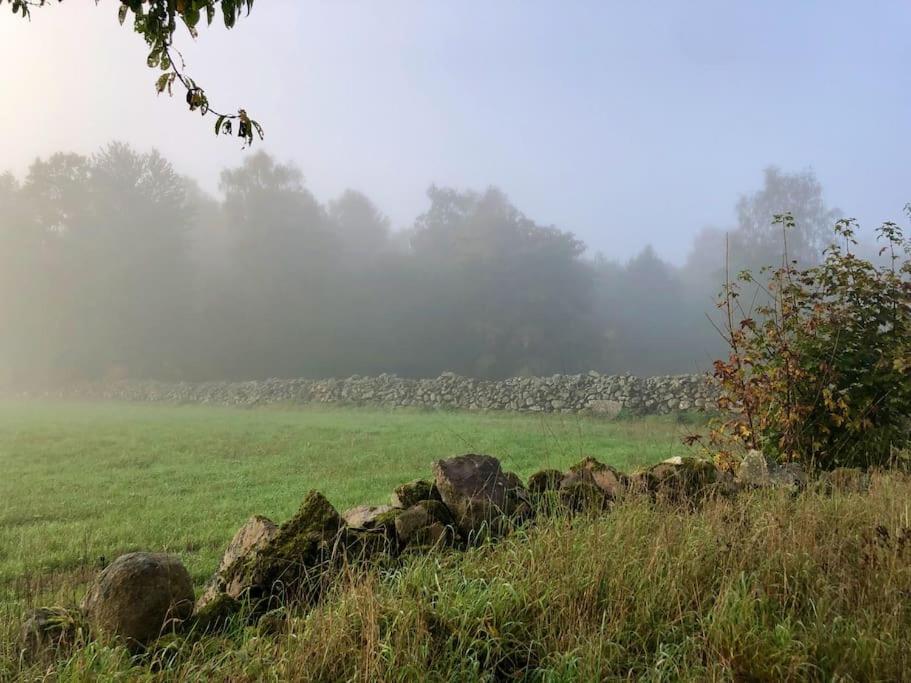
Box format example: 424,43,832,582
2,1,908,262
2,1,910,384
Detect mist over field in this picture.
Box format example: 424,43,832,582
1,148,876,384
2,3,910,385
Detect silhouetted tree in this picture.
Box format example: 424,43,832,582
409,186,603,377
0,147,859,384
213,152,341,378
327,190,391,264
0,145,193,381
733,166,840,268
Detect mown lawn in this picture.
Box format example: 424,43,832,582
0,400,699,590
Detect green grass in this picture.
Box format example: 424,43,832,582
0,400,696,591
7,475,911,681
2,401,910,681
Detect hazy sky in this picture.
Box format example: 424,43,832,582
2,1,909,263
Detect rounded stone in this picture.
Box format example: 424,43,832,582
81,552,194,649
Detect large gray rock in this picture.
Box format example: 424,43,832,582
737,450,771,487
768,462,808,492
196,515,279,611
81,552,194,649
737,451,808,493
432,454,529,539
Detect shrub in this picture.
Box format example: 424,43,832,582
710,211,911,469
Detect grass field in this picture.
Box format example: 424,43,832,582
0,400,697,592
2,401,911,680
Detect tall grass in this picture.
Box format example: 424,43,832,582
4,472,910,681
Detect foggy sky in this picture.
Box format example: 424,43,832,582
1,0,909,263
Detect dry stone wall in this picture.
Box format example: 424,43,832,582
25,372,719,415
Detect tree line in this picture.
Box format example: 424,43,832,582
0,143,848,385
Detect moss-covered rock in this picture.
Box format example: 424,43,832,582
391,479,442,508
394,500,458,550
372,506,404,529
768,462,808,493
20,607,84,662
223,490,342,610
527,469,564,494
197,515,278,612
80,552,194,651
339,507,405,558
736,451,807,494
559,480,611,511
190,593,240,634
736,450,772,488
561,457,626,499
641,457,719,504
343,526,399,561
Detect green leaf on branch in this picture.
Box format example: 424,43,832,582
6,0,264,146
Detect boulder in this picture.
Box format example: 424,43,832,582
220,515,279,569
394,500,458,549
432,454,529,539
559,480,611,510
560,457,626,499
527,468,563,494
20,607,83,661
196,515,279,611
737,451,808,493
736,450,771,487
641,457,719,503
768,462,808,493
390,479,441,508
80,552,194,649
343,506,401,559
221,491,343,609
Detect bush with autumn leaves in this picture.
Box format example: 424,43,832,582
708,209,911,471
